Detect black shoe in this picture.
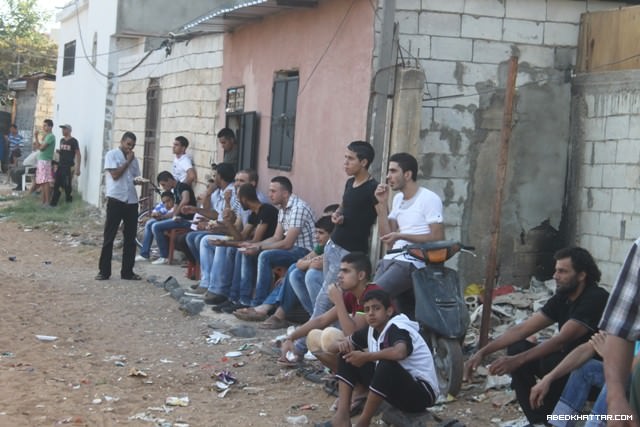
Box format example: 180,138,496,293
66,196,72,203
121,273,142,280
95,273,109,280
222,302,249,314
12,186,21,191
212,300,235,313
204,292,227,305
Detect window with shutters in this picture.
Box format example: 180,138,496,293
268,71,299,171
62,40,76,76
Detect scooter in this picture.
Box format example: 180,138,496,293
388,240,474,397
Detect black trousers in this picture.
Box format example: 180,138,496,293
508,340,569,424
98,197,138,278
51,165,73,205
336,357,436,413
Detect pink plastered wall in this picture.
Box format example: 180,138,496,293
221,0,374,216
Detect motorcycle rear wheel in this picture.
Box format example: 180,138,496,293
424,331,464,397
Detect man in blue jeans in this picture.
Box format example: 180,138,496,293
148,171,196,265
233,176,315,312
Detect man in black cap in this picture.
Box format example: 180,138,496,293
50,124,81,206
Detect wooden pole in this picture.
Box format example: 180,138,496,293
478,56,519,349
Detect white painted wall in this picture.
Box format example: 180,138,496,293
54,0,122,206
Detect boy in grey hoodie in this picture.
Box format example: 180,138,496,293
326,289,439,427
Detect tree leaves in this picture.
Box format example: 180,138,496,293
0,0,57,94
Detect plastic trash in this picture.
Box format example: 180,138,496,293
165,396,189,407
285,415,309,424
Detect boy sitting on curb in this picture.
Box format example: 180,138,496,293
319,289,438,427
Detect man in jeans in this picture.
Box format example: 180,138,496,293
96,131,142,281
50,124,81,206
148,171,196,265
236,176,315,308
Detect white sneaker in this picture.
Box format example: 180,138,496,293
151,257,168,265
135,255,148,262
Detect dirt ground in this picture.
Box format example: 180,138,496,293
0,183,527,427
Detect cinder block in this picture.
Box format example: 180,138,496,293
506,0,546,21
433,107,475,130
397,0,421,10
593,140,617,164
608,165,639,188
419,11,461,37
421,60,459,84
611,238,633,264
605,115,629,140
518,45,555,68
423,83,438,107
431,37,472,61
463,0,505,17
422,131,451,154
582,234,611,261
546,0,587,23
583,117,606,141
599,262,620,288
629,116,640,140
582,164,603,188
543,22,579,46
437,84,479,108
503,19,543,44
422,0,464,13
473,40,512,64
599,212,624,238
401,35,431,59
460,62,499,86
616,139,640,164
612,188,636,214
461,15,503,40
625,215,640,242
587,188,612,212
397,11,419,34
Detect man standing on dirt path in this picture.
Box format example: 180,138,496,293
33,119,56,206
96,131,143,281
50,124,81,206
464,247,609,425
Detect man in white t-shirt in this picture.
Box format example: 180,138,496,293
172,136,197,186
373,152,444,313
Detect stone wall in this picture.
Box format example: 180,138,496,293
113,35,223,194
570,70,640,286
379,0,628,287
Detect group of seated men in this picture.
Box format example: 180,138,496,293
132,133,640,426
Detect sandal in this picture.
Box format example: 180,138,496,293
323,376,339,397
259,314,289,329
233,307,268,322
276,356,299,368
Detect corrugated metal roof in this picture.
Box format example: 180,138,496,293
181,0,318,33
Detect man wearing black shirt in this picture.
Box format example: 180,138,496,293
149,171,196,265
311,141,378,319
464,247,609,425
50,124,81,206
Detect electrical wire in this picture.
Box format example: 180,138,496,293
72,0,163,79
298,0,357,97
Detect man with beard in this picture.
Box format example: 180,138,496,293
464,247,609,425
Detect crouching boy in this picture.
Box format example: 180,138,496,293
327,289,439,427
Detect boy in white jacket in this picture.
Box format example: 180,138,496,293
325,289,439,427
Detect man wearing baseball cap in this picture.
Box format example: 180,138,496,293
50,124,81,206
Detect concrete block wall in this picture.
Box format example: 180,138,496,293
571,70,640,287
376,0,628,286
113,34,223,194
